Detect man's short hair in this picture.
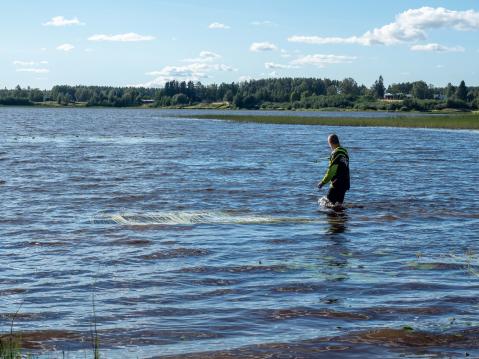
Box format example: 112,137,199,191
328,134,340,145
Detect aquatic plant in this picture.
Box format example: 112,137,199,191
0,305,22,359
90,285,100,359
0,334,21,359
185,113,479,129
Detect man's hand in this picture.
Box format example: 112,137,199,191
317,182,324,189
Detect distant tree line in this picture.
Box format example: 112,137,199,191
1,76,478,111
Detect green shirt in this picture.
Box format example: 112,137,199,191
320,146,350,189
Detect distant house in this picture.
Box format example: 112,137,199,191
384,93,406,100
433,94,446,100
141,99,155,104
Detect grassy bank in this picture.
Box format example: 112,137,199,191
185,113,479,129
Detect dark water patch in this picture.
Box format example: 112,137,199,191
0,217,31,225
109,238,153,246
178,264,291,274
0,288,27,296
359,281,462,296
1,330,85,350
343,327,474,348
103,328,225,347
161,240,181,245
404,261,472,271
268,238,296,245
0,311,63,322
263,308,370,321
271,283,320,293
193,278,239,286
25,241,68,247
160,327,479,358
163,288,239,302
139,247,210,260
443,295,479,305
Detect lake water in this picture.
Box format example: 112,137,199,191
1,107,478,358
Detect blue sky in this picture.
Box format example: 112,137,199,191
1,0,478,89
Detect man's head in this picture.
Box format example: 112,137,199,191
328,134,340,150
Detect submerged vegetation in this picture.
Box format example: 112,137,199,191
1,77,478,111
0,334,21,359
187,113,479,129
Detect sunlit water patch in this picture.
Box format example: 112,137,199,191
92,210,322,225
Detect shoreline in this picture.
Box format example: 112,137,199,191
1,105,477,129
183,113,479,130
0,103,472,115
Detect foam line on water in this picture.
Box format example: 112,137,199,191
92,210,320,226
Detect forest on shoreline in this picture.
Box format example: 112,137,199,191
1,76,478,112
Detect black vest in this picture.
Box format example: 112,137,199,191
331,147,350,191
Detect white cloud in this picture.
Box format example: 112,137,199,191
208,22,230,29
436,64,445,68
13,60,48,66
264,62,298,69
16,68,49,73
40,48,47,51
288,7,479,46
139,62,237,87
291,54,357,68
213,64,236,71
183,51,221,62
410,43,465,52
84,48,94,52
288,35,365,45
88,33,155,42
43,16,84,26
238,75,252,82
56,43,75,51
13,60,35,66
250,42,278,52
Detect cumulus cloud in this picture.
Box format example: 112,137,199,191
13,60,48,66
238,75,252,82
43,16,84,26
139,62,237,87
183,51,221,62
88,33,155,42
288,7,479,46
264,62,298,69
410,43,465,52
16,68,50,73
56,43,75,51
291,54,357,68
288,35,365,45
250,42,278,52
13,60,35,66
209,22,230,29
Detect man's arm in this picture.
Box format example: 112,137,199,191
318,163,338,188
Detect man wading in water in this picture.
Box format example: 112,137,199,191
318,134,350,206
